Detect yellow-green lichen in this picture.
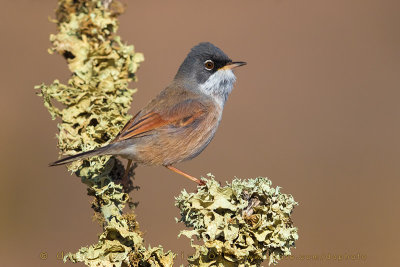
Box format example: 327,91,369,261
36,1,174,266
65,212,175,266
175,175,298,266
36,0,143,179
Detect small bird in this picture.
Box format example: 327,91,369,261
50,42,246,185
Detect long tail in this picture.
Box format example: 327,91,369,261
49,144,113,166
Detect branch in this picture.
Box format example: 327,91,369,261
36,0,174,266
176,175,298,266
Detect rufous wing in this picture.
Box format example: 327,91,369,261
113,99,207,142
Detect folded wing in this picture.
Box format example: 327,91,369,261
113,99,208,142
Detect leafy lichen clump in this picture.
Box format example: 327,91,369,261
176,175,298,266
36,0,143,179
36,0,174,266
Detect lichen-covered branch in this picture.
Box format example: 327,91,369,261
176,175,298,266
36,0,174,266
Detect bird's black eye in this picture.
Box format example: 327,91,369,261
204,60,214,70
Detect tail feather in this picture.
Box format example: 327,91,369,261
49,144,112,166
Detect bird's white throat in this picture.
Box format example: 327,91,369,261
199,69,236,107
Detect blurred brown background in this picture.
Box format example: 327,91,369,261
1,0,399,266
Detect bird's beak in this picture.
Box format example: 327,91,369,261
220,61,247,70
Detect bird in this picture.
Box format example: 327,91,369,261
50,42,246,186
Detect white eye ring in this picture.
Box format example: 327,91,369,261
204,60,215,70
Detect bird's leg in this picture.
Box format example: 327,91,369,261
165,165,206,186
121,159,133,188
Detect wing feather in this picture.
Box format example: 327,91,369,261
113,99,208,142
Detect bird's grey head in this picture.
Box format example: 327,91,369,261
175,42,246,106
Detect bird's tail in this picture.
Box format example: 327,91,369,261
49,144,113,166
